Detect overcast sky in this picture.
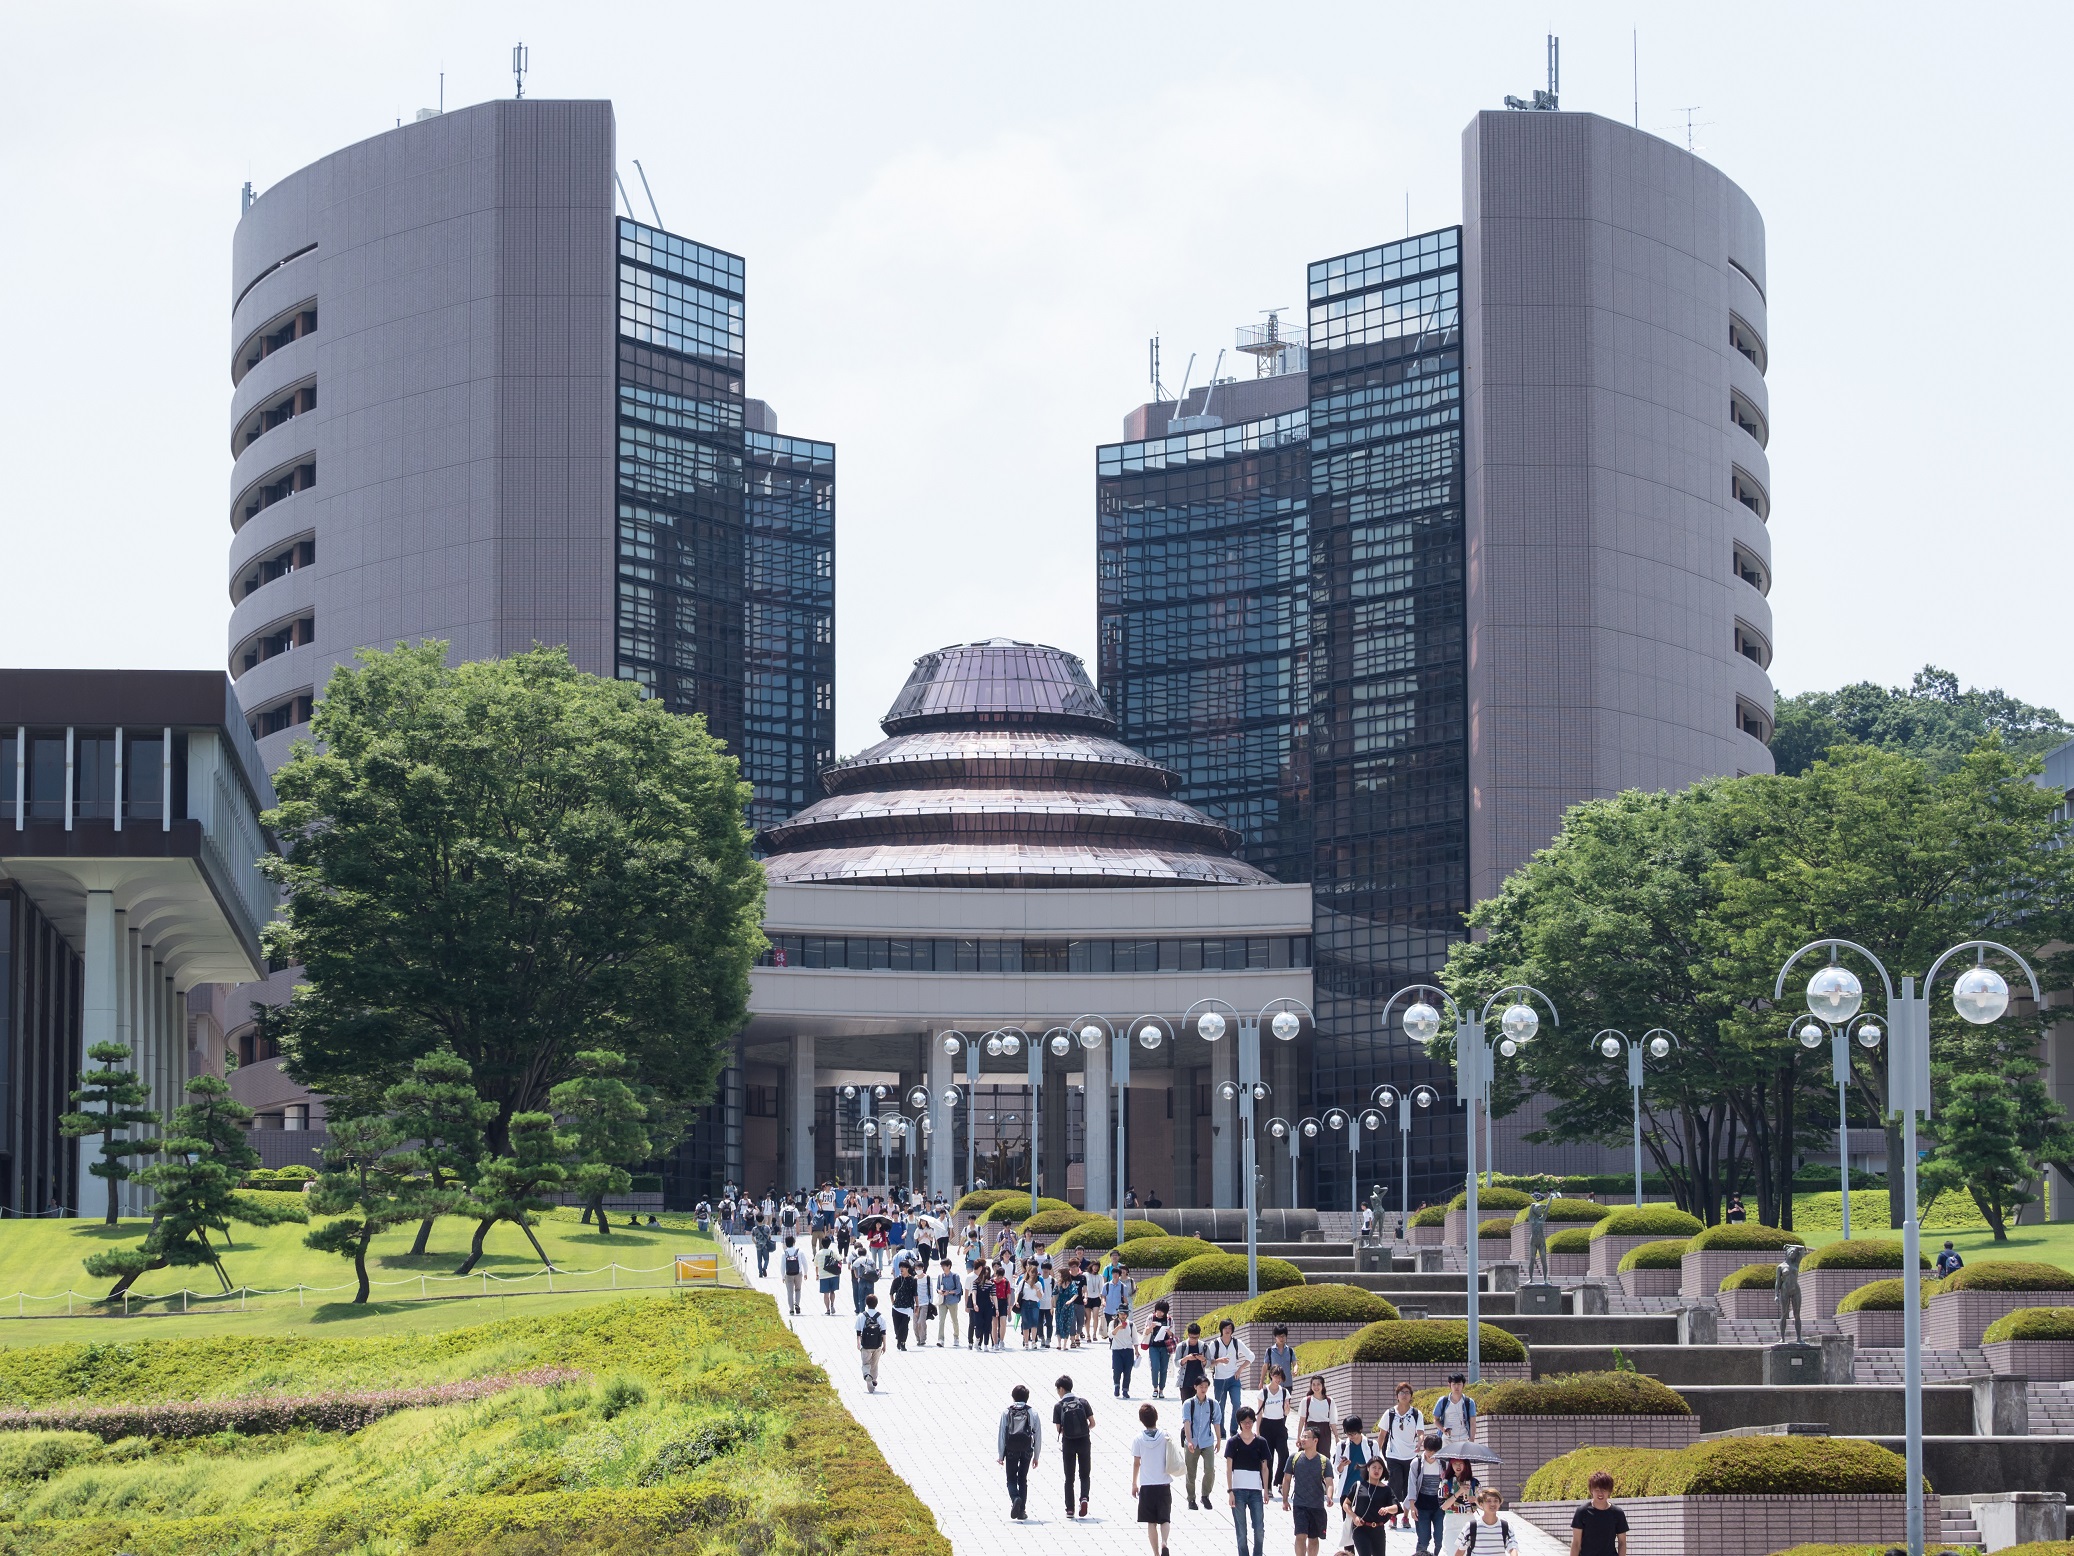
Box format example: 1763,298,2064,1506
3,3,2069,754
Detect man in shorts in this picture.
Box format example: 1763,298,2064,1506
1279,1426,1332,1556
1128,1402,1174,1556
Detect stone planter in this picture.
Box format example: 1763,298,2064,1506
1985,1338,2074,1381
1836,1308,1906,1347
1927,1288,2074,1351
1413,1223,1444,1247
1547,1251,1590,1280
1478,1236,1513,1268
1481,1413,1702,1502
1510,1219,1602,1265
1589,1232,1667,1277
1513,1495,1933,1556
1718,1286,1779,1321
1131,1289,1251,1331
1232,1320,1373,1381
1622,1267,1683,1300
1682,1248,1774,1300
1312,1359,1529,1424
1800,1266,1905,1319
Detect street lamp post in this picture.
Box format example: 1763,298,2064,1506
1793,1013,1883,1239
1381,981,1559,1383
1776,937,2039,1556
1371,1084,1437,1240
1592,1029,1677,1208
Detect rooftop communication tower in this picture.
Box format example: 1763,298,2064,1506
512,42,530,100
1236,308,1305,378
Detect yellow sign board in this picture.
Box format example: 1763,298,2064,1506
674,1253,719,1284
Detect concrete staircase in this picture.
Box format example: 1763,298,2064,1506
1940,1501,1982,1547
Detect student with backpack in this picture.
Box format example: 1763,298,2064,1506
1181,1375,1222,1511
1127,1402,1178,1556
1451,1487,1519,1553
1256,1365,1293,1486
779,1235,805,1315
1280,1427,1332,1556
752,1220,775,1277
1380,1381,1427,1528
1434,1375,1477,1445
1175,1322,1211,1400
997,1383,1042,1520
817,1237,843,1315
1409,1434,1448,1556
1936,1240,1965,1277
1223,1406,1274,1556
1207,1319,1255,1433
855,1295,887,1392
1330,1417,1373,1553
934,1258,964,1347
889,1257,919,1350
1143,1302,1176,1397
1109,1312,1138,1397
1054,1374,1096,1519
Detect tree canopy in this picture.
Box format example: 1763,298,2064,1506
258,643,766,1147
1772,665,2070,777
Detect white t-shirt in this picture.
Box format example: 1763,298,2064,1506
1303,1393,1335,1423
1133,1430,1172,1486
1454,1516,1518,1553
1259,1384,1290,1421
1383,1405,1426,1460
1208,1337,1254,1380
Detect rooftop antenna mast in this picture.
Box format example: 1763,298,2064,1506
1237,307,1299,378
632,160,664,228
512,42,529,100
1548,34,1559,106
1149,336,1168,402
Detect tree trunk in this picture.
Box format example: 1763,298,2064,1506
103,1157,119,1226
589,1195,611,1236
454,1217,494,1276
580,1202,593,1226
354,1233,373,1303
410,1216,436,1257
101,1257,165,1301
1971,1184,2009,1242
519,1218,556,1271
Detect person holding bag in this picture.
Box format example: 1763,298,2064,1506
1128,1402,1178,1556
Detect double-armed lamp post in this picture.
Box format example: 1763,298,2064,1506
1591,1028,1676,1208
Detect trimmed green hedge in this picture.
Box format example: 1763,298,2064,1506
1687,1223,1800,1253
978,1195,1077,1226
1411,1206,1448,1229
1523,1436,1910,1500
1618,1239,1691,1273
1478,1217,1516,1240
1436,1371,1690,1418
1198,1284,1400,1332
1512,1198,1611,1224
1113,1236,1221,1271
1052,1217,1163,1252
1766,1547,1976,1556
1721,1262,1777,1290
1933,1261,2074,1294
1163,1254,1305,1293
1836,1278,1909,1314
1448,1186,1534,1212
1588,1206,1703,1240
1800,1238,1929,1272
1547,1228,1595,1254
1020,1207,1100,1236
1982,1307,2074,1343
1298,1318,1526,1369
954,1189,1021,1217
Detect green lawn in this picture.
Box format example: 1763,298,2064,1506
0,1208,733,1324
1789,1190,2074,1270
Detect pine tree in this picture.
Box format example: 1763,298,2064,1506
305,1113,438,1302
382,1047,496,1256
59,1042,161,1225
453,1111,569,1276
550,1050,650,1236
83,1075,306,1299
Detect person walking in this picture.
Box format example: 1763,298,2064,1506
1144,1302,1176,1398
1181,1375,1223,1512
1410,1434,1448,1556
849,1245,880,1315
1936,1240,1965,1277
1450,1487,1518,1554
1261,1325,1297,1392
1330,1417,1373,1554
752,1219,775,1278
1434,1375,1477,1446
1208,1320,1255,1432
779,1234,805,1315
889,1257,919,1350
817,1236,843,1315
855,1294,887,1392
998,1383,1042,1520
1347,1457,1402,1556
1176,1323,1211,1401
934,1258,964,1346
1103,1260,1136,1327
1019,1265,1047,1350
1568,1469,1629,1556
1223,1406,1273,1556
1128,1402,1176,1556
1301,1375,1336,1455
1256,1366,1292,1486
1280,1427,1332,1556
971,1262,995,1349
1381,1381,1427,1530
1110,1311,1139,1397
1054,1374,1096,1519
1059,1258,1086,1350
992,1265,1012,1349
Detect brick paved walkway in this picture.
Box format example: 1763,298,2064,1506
729,1240,1563,1556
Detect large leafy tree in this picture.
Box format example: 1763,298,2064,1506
1773,665,2070,777
60,1042,161,1225
382,1047,497,1256
258,643,765,1146
549,1050,650,1236
83,1076,306,1299
305,1114,440,1302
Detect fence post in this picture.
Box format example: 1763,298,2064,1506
548,1268,554,1293
299,1285,304,1309
420,1274,426,1298
611,1264,617,1289
182,1289,188,1314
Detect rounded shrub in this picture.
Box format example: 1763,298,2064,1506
1116,1236,1222,1271
1587,1206,1703,1240
979,1195,1077,1226
1836,1278,1910,1314
1618,1239,1691,1273
1687,1222,1801,1253
1800,1238,1930,1272
1522,1437,1909,1501
1767,1547,1980,1556
1522,1445,1674,1500
1512,1197,1611,1224
1196,1284,1400,1333
1478,1217,1515,1240
1459,1371,1691,1418
1981,1307,2074,1343
1547,1228,1595,1255
1020,1207,1099,1237
954,1189,1021,1218
1720,1262,1777,1291
1448,1186,1534,1212
1052,1216,1164,1252
1342,1318,1526,1365
1933,1261,2074,1294
1165,1254,1304,1293
1411,1205,1448,1229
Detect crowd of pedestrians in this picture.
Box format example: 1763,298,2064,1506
730,1183,1634,1555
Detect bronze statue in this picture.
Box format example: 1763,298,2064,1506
1776,1244,1807,1345
1524,1193,1552,1284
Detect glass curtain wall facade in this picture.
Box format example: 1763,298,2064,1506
1306,227,1469,1212
1095,411,1313,883
744,432,836,834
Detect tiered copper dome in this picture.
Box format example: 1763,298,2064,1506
760,639,1273,887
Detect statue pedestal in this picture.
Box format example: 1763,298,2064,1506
1517,1282,1562,1315
1763,1342,1824,1385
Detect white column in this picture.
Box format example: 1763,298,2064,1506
1210,1034,1237,1208
787,1034,816,1193
1083,1050,1110,1214
79,891,118,1221
927,1033,952,1196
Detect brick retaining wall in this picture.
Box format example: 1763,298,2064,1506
1837,1307,1906,1347
1621,1268,1682,1299
1985,1338,2074,1380
1314,1359,1529,1424
1928,1288,2074,1350
1588,1233,1666,1277
1483,1414,1701,1502
1513,1495,1931,1556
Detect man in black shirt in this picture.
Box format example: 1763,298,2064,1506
1569,1470,1629,1556
1224,1406,1274,1556
1054,1374,1095,1519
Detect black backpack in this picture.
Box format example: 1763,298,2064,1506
1005,1402,1036,1448
1058,1394,1093,1439
860,1311,885,1349
783,1246,802,1274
